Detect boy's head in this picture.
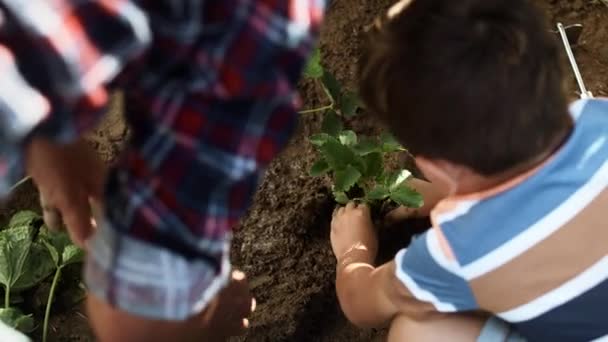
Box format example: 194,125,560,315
359,0,572,184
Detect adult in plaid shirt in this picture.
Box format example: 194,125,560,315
0,0,325,340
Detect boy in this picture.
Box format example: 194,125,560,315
330,0,608,341
0,0,323,340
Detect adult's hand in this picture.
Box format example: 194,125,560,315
25,138,107,247
88,270,255,342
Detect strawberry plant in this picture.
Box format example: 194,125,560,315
309,130,422,208
301,48,360,118
303,49,422,209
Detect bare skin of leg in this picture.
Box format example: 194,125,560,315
388,313,488,342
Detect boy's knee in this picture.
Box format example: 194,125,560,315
388,313,487,342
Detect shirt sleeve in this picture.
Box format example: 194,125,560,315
84,0,326,320
394,228,479,312
0,0,151,194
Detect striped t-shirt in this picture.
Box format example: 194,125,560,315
395,98,608,341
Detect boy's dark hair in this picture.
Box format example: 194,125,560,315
359,0,572,175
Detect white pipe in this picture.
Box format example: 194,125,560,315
557,23,593,99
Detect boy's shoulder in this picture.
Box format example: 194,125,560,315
434,98,608,267
393,102,608,341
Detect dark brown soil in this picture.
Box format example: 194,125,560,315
0,1,606,341
537,0,608,98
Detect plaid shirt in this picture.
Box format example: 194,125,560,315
0,0,324,320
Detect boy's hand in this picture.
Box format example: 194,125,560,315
331,202,378,263
26,138,107,247
89,270,255,342
385,178,449,223
206,270,256,337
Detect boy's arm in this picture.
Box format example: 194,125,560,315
336,259,435,328
332,203,477,328
332,203,436,328
0,0,151,195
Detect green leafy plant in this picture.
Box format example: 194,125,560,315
303,49,422,210
40,228,84,342
309,129,422,208
301,48,361,118
0,212,56,312
0,211,84,342
0,308,34,334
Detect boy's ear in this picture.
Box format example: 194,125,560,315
415,157,463,194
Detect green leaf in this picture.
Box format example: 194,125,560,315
363,152,383,178
321,110,343,137
0,226,34,244
390,186,424,208
338,130,358,146
39,229,84,267
353,136,381,156
62,245,84,266
334,165,362,192
12,242,55,291
0,308,34,333
0,227,35,295
7,211,41,230
309,133,333,147
333,191,349,204
36,227,72,258
380,132,404,152
41,240,59,266
339,91,360,117
320,138,359,171
321,70,342,104
309,159,331,177
388,169,412,190
303,48,323,79
366,185,390,201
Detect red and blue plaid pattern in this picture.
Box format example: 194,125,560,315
0,0,324,319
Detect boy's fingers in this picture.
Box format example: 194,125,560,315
232,270,246,281
385,206,417,223
346,202,356,210
332,206,340,217
227,270,253,318
60,202,93,248
359,203,371,215
52,189,93,247
40,192,62,230
42,207,63,231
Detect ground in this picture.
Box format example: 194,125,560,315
0,1,607,341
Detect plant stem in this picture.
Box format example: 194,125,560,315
43,267,62,342
318,78,337,105
4,286,9,309
299,104,333,114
